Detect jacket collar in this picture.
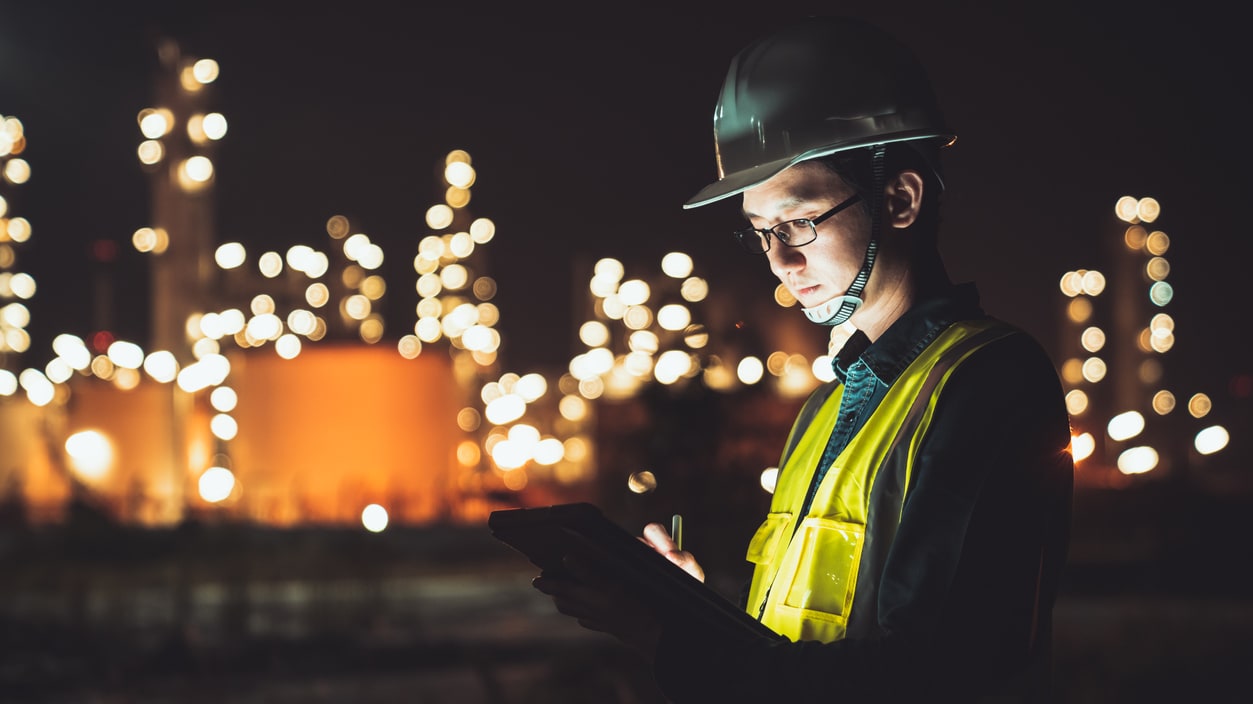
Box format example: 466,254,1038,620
832,282,985,385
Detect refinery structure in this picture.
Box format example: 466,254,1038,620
0,41,840,530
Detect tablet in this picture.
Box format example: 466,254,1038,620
489,502,784,643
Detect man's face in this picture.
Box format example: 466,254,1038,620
741,161,871,310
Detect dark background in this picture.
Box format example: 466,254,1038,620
3,1,1251,387
2,3,1252,702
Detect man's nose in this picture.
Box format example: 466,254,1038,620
767,241,805,275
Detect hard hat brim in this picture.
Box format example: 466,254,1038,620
683,156,794,210
682,132,954,210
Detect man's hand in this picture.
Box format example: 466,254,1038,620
531,522,706,659
640,521,705,582
532,550,662,660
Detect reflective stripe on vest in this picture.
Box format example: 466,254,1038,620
744,319,1015,643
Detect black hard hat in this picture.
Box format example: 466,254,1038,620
684,16,955,209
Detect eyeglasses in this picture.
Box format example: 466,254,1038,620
733,193,863,254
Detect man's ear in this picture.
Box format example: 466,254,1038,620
885,170,925,229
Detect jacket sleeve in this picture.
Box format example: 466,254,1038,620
653,332,1074,702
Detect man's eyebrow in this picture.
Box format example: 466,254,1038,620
742,196,807,221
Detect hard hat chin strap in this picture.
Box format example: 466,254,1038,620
802,144,887,327
803,292,865,324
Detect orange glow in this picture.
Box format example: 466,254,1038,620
60,379,183,524
0,400,69,523
1066,298,1092,323
1123,225,1148,251
774,283,797,307
3,346,468,526
228,345,462,525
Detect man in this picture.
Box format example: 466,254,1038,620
534,15,1073,702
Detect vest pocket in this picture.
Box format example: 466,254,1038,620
745,512,792,565
780,516,864,623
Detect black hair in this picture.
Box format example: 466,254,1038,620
814,141,944,247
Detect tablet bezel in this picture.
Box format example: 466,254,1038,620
489,502,784,643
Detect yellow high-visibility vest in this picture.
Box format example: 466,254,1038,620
745,319,1014,643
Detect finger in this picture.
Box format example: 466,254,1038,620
538,560,623,611
641,522,695,570
641,521,676,552
662,549,687,567
534,576,594,611
540,579,626,627
533,567,583,591
661,550,706,582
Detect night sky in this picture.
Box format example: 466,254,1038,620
3,2,1250,401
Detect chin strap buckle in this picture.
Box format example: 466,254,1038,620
802,294,863,325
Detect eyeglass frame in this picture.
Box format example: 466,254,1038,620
733,192,864,254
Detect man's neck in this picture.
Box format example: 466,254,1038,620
854,259,952,342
